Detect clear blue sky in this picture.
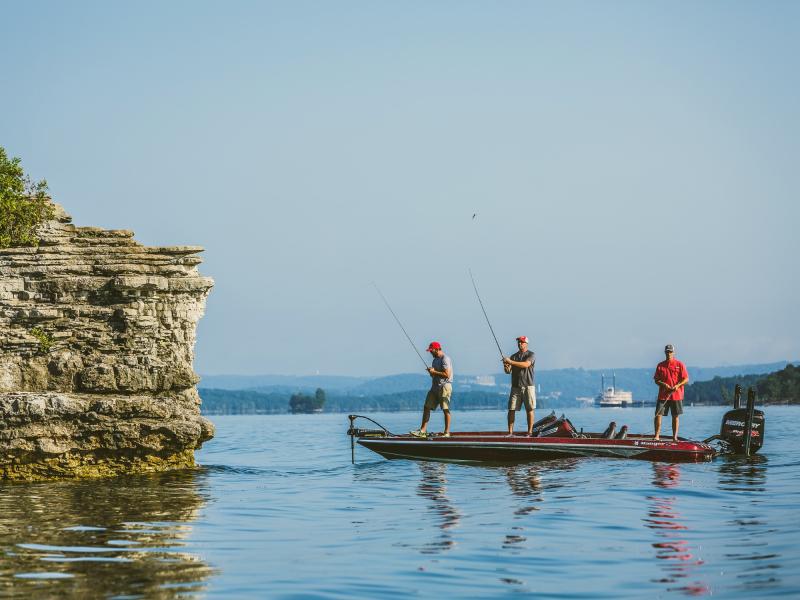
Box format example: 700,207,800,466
2,1,798,376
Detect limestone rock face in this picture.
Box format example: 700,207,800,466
0,203,214,480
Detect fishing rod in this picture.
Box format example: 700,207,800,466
372,282,429,370
468,268,504,361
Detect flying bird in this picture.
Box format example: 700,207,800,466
472,213,477,219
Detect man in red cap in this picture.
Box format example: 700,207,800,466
410,341,453,437
653,344,689,441
503,336,536,435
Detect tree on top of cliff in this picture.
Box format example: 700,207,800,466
0,146,54,248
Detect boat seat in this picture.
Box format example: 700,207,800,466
602,422,616,439
614,425,628,440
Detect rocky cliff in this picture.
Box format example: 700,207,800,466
0,203,214,480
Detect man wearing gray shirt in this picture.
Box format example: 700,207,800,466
502,336,536,436
410,341,453,437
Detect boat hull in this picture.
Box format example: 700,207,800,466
357,433,715,464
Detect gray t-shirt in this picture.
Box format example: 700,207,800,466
431,354,453,389
510,350,535,388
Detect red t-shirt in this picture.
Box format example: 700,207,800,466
654,358,689,401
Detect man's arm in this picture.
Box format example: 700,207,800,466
427,357,453,379
671,376,689,392
427,367,452,378
503,353,533,368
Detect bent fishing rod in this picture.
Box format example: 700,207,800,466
468,268,505,361
372,282,429,370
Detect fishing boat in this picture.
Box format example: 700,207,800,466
347,390,764,465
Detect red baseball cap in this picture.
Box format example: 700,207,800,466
516,336,529,344
426,341,442,351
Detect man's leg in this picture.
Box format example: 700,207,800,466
419,407,431,433
507,410,516,435
672,415,679,441
443,409,451,434
526,409,535,435
654,414,662,440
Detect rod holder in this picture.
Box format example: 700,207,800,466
733,384,742,409
349,415,356,464
744,388,756,456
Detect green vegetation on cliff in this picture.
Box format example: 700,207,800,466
0,146,54,248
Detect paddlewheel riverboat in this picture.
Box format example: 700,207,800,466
347,387,764,465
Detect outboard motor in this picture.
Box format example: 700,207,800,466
614,425,628,440
707,387,765,455
719,408,765,454
602,421,616,439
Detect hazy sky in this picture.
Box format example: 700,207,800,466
2,1,798,376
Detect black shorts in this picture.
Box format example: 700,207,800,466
655,400,683,417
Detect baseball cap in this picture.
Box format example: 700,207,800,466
664,344,675,352
426,341,442,352
516,336,529,344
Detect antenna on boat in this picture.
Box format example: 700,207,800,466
372,282,429,370
468,268,504,360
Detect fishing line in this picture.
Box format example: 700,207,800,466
468,268,504,360
372,282,429,370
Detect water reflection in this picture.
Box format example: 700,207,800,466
501,459,578,551
716,455,780,591
504,464,542,518
499,465,542,550
645,463,709,596
0,469,214,599
416,462,461,554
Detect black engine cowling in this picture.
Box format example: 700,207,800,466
719,407,765,454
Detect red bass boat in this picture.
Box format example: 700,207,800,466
347,396,764,465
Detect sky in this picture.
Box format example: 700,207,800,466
1,1,798,377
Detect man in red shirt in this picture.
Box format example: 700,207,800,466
653,344,689,441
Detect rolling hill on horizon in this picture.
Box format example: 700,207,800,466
201,360,795,400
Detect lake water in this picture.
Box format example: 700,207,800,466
1,406,799,598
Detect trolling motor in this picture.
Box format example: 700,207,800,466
347,415,392,463
704,384,765,456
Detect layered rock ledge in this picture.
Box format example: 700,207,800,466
0,204,214,480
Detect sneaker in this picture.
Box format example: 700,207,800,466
409,429,425,438
440,432,451,438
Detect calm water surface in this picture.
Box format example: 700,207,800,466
1,406,799,598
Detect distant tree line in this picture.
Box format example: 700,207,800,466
683,364,799,405
199,388,511,415
755,364,800,404
199,389,289,414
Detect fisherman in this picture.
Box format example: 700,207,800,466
653,344,689,441
503,336,536,436
410,341,453,438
